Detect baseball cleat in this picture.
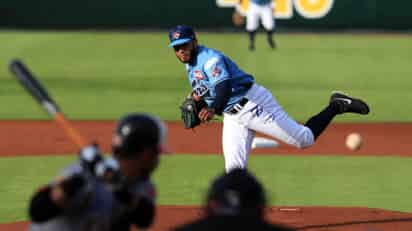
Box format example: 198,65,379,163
330,91,370,115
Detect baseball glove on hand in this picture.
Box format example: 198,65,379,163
180,96,207,129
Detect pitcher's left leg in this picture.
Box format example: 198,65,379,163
248,110,315,149
244,87,370,148
305,91,370,139
243,84,314,148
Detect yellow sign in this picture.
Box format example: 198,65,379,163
216,0,334,19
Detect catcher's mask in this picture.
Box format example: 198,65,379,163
206,168,266,217
112,113,167,158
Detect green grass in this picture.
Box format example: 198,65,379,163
1,31,411,225
0,31,411,121
0,155,76,222
2,154,412,223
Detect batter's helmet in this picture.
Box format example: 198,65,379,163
206,168,266,216
112,113,167,157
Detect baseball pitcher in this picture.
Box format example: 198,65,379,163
170,25,369,172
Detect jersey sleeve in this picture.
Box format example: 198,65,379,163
203,56,230,86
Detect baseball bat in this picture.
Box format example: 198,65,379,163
9,59,88,148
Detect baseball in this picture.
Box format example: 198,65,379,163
345,133,362,151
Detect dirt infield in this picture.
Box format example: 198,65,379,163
1,120,412,230
1,121,412,156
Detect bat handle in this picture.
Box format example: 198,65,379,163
54,112,88,148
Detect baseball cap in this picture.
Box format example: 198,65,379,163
168,25,196,48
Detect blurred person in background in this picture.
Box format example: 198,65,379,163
28,113,167,231
173,168,296,231
241,0,276,51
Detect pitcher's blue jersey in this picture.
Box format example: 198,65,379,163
251,0,272,5
185,45,254,112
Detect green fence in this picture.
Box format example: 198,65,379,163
1,0,411,29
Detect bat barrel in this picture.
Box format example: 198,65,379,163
9,59,87,149
9,59,60,114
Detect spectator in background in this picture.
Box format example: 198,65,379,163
173,168,295,231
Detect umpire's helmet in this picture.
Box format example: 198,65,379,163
206,168,266,216
112,113,167,158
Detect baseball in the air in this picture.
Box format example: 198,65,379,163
345,133,362,151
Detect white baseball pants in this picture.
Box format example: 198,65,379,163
246,2,275,32
222,84,314,172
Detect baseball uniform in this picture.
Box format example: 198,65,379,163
183,45,315,171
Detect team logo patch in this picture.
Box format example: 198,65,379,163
172,32,180,39
212,66,222,77
194,70,205,80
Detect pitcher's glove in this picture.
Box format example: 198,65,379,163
180,96,207,129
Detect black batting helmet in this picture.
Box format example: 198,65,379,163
206,168,266,216
112,113,167,158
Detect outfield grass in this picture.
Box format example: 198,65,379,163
0,31,411,121
2,154,412,223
